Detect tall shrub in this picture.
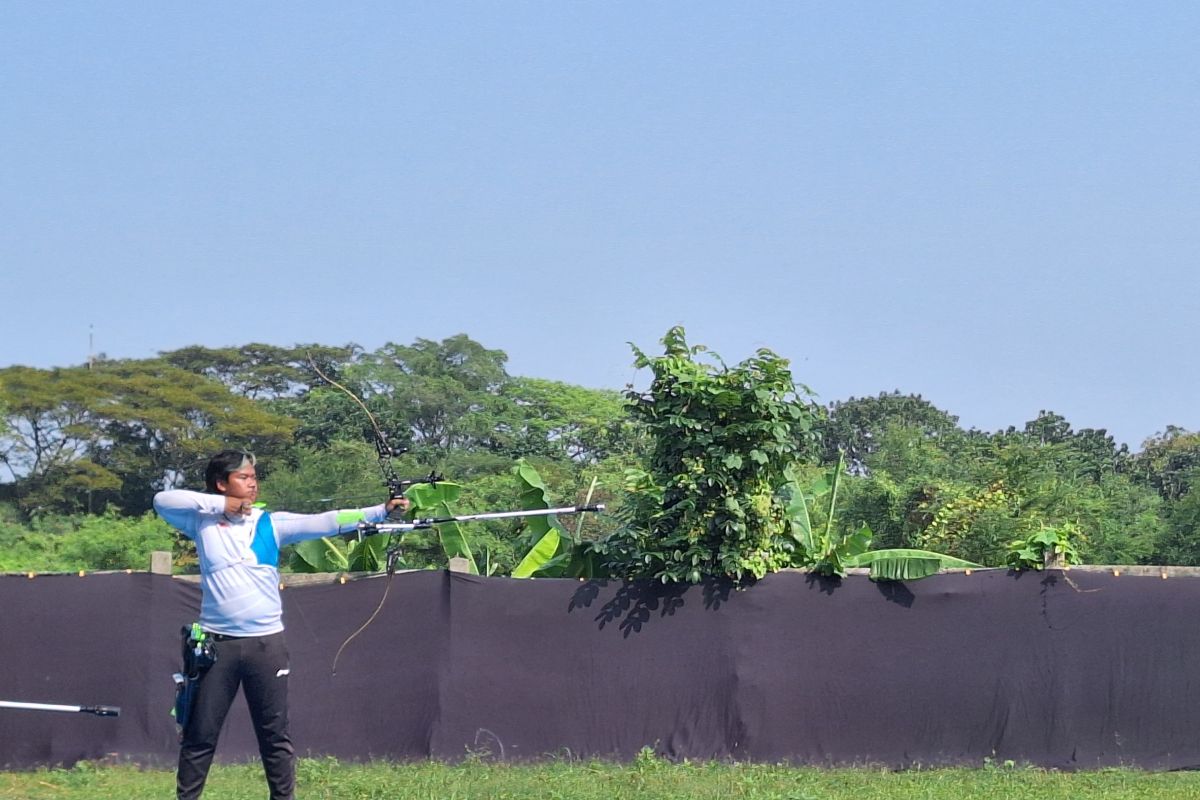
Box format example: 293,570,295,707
596,327,819,583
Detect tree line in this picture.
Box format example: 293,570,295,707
0,332,1196,573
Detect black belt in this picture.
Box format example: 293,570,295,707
207,632,248,642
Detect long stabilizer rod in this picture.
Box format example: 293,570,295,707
0,700,120,717
360,503,604,535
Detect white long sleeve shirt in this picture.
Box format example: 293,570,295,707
153,490,389,636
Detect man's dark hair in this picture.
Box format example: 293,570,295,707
204,450,256,493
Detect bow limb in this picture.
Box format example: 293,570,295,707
331,572,393,676
307,352,408,672
306,352,403,498
306,352,388,448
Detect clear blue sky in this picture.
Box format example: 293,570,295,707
2,3,1197,450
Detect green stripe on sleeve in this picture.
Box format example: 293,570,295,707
336,510,367,527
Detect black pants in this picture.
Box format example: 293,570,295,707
178,631,294,800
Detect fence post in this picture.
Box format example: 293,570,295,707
448,557,471,573
150,551,173,575
1043,547,1065,570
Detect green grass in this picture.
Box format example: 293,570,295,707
2,755,1199,799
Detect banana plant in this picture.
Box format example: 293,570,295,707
786,452,980,580
288,481,476,574
406,480,478,574
288,525,394,573
510,460,601,578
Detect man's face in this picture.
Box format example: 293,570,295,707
216,464,258,502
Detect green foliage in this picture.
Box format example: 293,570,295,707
258,440,383,513
783,453,872,576
358,335,511,458
285,526,392,574
287,531,399,574
3,332,1196,574
0,508,175,572
842,549,982,580
289,536,352,573
288,480,476,574
786,452,977,579
1129,426,1200,501
407,481,478,574
597,327,819,584
510,459,569,578
832,411,1167,567
161,343,357,401
913,478,1020,565
511,527,561,578
1149,465,1200,564
0,360,295,515
495,378,634,464
508,459,603,579
819,391,961,472
264,441,407,574
1006,523,1084,570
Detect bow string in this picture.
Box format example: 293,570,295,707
306,352,424,674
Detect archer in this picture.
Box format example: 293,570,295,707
153,449,408,800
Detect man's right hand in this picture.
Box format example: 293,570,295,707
224,496,254,516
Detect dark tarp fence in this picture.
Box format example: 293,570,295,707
2,569,1199,770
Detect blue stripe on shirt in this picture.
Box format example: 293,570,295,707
251,512,279,567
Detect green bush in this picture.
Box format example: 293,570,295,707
0,506,175,572
595,327,820,584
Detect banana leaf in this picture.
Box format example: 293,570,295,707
346,533,391,572
510,458,570,577
406,481,463,508
405,481,477,574
839,523,873,559
843,549,982,581
512,527,561,578
782,480,815,555
290,537,349,573
562,542,600,580
515,460,564,537
433,501,477,574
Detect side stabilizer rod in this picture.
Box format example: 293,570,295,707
359,503,605,536
0,700,121,717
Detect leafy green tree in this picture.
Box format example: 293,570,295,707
832,422,970,551
360,335,510,457
1082,471,1163,564
492,377,634,464
1012,410,1129,479
1130,426,1200,501
834,414,1163,566
0,361,295,515
262,335,634,573
595,327,820,583
256,440,383,513
819,392,960,472
0,366,97,485
161,343,358,401
1152,465,1200,564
